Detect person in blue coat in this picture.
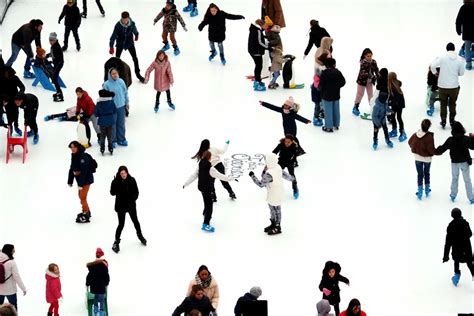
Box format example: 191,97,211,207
108,11,144,82
94,89,116,155
371,92,394,150
103,68,129,147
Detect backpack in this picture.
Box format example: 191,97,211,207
85,153,98,173
0,259,12,284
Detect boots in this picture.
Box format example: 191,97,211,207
425,184,431,197
292,181,299,199
267,223,282,235
264,219,275,233
53,92,64,102
154,102,160,113
352,104,360,116
451,273,460,286
137,232,147,246
416,185,423,200
112,239,120,253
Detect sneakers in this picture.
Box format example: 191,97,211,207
209,50,217,61
75,212,90,223
117,140,128,146
388,129,398,138
201,224,215,233
352,105,360,116
162,42,170,51
23,70,35,79
167,101,176,110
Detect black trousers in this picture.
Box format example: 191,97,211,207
116,45,141,77
51,66,63,94
115,209,142,240
373,122,389,142
454,260,474,276
25,111,38,135
280,162,298,192
64,26,80,47
251,55,263,82
389,108,404,132
201,191,213,225
99,125,113,151
156,90,171,103
82,0,104,14
212,162,234,197
188,0,197,5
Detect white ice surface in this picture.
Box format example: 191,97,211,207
0,0,473,315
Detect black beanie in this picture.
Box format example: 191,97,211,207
446,42,455,51
98,89,115,98
451,208,462,219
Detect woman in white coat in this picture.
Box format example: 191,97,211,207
0,244,26,311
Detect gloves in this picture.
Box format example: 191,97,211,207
134,35,139,41
109,47,114,55
58,20,61,24
443,257,449,263
22,290,27,296
183,26,188,32
153,19,157,25
249,171,254,177
198,25,203,32
303,54,307,60
322,288,331,296
240,15,245,19
226,140,230,144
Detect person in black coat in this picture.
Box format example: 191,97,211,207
318,261,350,316
110,166,147,254
109,11,144,82
234,286,262,316
67,141,95,223
104,57,132,88
319,58,346,132
173,285,216,316
248,20,269,90
303,20,330,58
58,0,82,51
47,33,65,102
13,93,39,143
198,3,244,64
443,208,474,286
86,249,109,315
456,0,474,69
5,19,43,79
435,121,474,203
0,67,25,135
273,135,299,198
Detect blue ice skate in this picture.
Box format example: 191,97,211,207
220,55,226,65
190,7,198,17
398,130,407,142
293,190,299,199
162,42,170,51
117,140,128,146
33,134,39,145
209,50,217,61
23,70,35,79
451,273,460,286
14,126,22,136
27,130,34,137
167,101,176,110
44,115,51,121
427,105,434,116
388,129,398,138
416,186,423,200
201,224,215,233
154,102,159,113
254,81,266,91
372,141,378,151
450,194,456,202
352,106,360,116
425,184,431,197
386,139,394,148
174,46,180,56
183,3,193,12
313,117,323,126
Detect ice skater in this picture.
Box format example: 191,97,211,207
319,58,346,133
318,261,350,316
86,248,109,316
272,134,300,199
387,72,407,142
154,0,188,56
443,208,473,286
14,92,40,144
248,19,269,91
144,50,175,112
94,89,116,155
45,263,62,316
80,0,105,18
352,48,379,117
303,19,330,59
249,153,295,235
103,68,129,146
311,52,328,126
426,67,439,117
47,32,65,102
371,92,393,150
0,66,25,136
58,0,82,51
264,16,283,89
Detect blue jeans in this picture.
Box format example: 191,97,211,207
209,41,224,58
0,293,18,310
465,40,472,65
322,99,340,129
114,106,126,143
93,293,105,313
451,162,473,200
415,161,431,187
5,43,32,71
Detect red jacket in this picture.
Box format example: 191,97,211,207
45,271,62,303
76,91,95,117
340,311,367,316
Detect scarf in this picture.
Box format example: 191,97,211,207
195,273,212,289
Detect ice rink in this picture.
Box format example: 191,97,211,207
0,0,473,315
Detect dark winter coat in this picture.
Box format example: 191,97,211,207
456,3,474,41
19,93,39,125
104,57,132,88
356,59,380,86
109,19,139,50
49,41,64,71
304,24,330,55
34,56,54,77
58,4,81,28
110,174,139,213
444,217,473,262
273,142,297,167
86,261,110,295
234,292,258,316
198,10,244,43
436,134,474,165
261,102,311,137
11,20,42,59
154,4,186,33
318,261,349,305
67,144,95,187
261,0,286,28
0,67,25,100
427,69,439,91
198,160,215,193
94,97,116,127
319,68,346,101
172,295,215,316
388,89,405,111
371,98,390,128
248,24,268,56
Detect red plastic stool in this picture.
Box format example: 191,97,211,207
6,127,28,164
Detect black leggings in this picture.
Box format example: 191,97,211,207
373,122,389,142
212,162,234,197
389,108,404,132
251,55,263,82
454,260,474,276
82,0,104,14
156,90,171,103
280,162,298,192
115,210,142,240
201,191,213,225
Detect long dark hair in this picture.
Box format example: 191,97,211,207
2,244,14,260
203,3,220,21
116,165,130,178
451,121,466,136
345,298,362,316
68,140,82,150
360,48,373,61
192,139,210,160
197,264,209,274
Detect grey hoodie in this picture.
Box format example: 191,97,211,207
317,299,333,316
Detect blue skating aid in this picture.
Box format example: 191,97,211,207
31,66,66,92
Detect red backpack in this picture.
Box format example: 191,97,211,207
0,259,12,284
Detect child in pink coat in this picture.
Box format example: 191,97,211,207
144,50,175,112
45,263,62,316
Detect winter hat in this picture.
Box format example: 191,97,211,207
249,286,262,298
98,89,115,98
451,208,462,219
96,247,104,258
36,47,46,56
264,15,273,26
316,299,331,315
49,32,58,41
378,92,388,103
284,96,295,107
446,42,455,51
166,0,174,3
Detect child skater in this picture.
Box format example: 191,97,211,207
183,150,235,233
272,134,300,199
371,92,393,150
264,16,283,89
154,0,188,56
426,66,439,117
249,153,295,235
183,0,198,17
361,67,388,120
48,32,65,102
311,52,328,126
94,89,116,155
352,48,379,116
248,19,269,91
408,119,436,200
387,72,407,142
58,0,82,51
45,263,62,316
198,3,245,65
319,261,350,316
192,139,237,201
145,50,175,112
435,121,474,203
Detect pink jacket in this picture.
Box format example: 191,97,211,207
144,60,174,92
45,270,62,303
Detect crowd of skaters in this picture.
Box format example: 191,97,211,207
1,0,474,315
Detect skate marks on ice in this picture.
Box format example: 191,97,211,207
223,153,266,178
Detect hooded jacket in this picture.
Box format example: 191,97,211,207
94,96,117,126
144,58,174,92
86,260,110,294
248,23,268,56
75,91,95,117
109,18,139,50
103,70,129,108
198,10,244,43
261,0,286,28
318,261,349,305
45,270,61,303
234,292,259,316
110,172,139,212
304,24,330,56
430,51,465,89
356,58,380,86
172,295,215,316
58,3,81,28
316,299,332,316
11,20,42,58
154,4,186,33
67,144,94,187
443,216,472,262
436,133,474,164
264,153,284,206
19,93,39,125
456,2,474,41
104,57,132,88
0,67,25,100
319,67,346,101
0,252,26,296
371,96,390,128
408,130,436,162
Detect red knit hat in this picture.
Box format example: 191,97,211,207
96,248,104,258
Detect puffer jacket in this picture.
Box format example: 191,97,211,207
356,58,380,86
187,277,220,309
371,96,390,128
76,91,95,117
0,253,26,296
45,270,61,303
67,143,94,187
110,174,139,212
94,96,116,126
144,59,174,92
154,4,186,33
